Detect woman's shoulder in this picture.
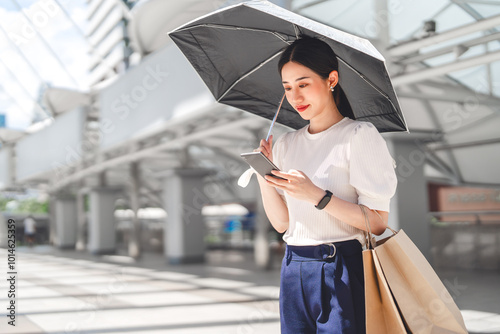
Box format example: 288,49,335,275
346,119,379,136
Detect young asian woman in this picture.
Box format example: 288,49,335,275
253,36,398,334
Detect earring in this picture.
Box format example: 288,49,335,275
330,86,334,92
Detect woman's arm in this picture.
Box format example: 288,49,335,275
309,187,388,235
265,169,387,235
254,135,289,233
256,175,289,233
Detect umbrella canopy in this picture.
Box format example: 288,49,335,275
169,0,408,133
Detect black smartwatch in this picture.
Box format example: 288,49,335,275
315,190,333,210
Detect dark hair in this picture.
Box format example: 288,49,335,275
278,36,354,119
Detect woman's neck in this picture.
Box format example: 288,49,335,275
308,104,344,134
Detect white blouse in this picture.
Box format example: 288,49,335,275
272,117,398,246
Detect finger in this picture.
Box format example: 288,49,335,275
266,178,284,189
271,170,290,179
266,174,288,186
288,169,301,175
262,139,270,150
260,139,268,152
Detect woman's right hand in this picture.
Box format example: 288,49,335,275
253,135,273,184
253,135,273,161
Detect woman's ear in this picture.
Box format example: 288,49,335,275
328,70,339,88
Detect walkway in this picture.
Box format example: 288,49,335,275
0,245,499,333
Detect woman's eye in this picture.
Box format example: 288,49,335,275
284,87,291,91
299,84,307,88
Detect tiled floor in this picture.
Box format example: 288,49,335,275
0,245,499,334
0,246,281,334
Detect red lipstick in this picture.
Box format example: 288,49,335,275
296,105,309,112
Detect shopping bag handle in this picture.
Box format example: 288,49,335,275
360,204,376,249
360,204,397,249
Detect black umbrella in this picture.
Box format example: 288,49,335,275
168,0,408,134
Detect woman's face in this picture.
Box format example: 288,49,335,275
281,61,336,121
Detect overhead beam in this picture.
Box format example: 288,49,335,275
396,89,500,108
430,137,500,151
388,14,500,57
397,32,500,65
49,115,266,191
452,0,500,5
293,0,328,12
392,50,500,86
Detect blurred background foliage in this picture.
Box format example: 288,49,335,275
0,196,49,214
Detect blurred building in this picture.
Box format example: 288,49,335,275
0,0,500,269
86,0,133,85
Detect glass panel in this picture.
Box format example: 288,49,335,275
424,52,456,67
469,3,500,18
389,0,449,42
0,0,89,128
448,65,489,94
488,40,500,51
291,0,322,11
433,4,476,32
299,0,376,38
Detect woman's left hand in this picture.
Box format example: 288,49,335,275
265,170,325,205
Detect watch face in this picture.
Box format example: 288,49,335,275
316,191,332,210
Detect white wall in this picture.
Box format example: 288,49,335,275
99,42,214,150
16,107,86,182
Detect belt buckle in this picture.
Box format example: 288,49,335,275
326,243,337,259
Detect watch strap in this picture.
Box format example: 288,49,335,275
315,190,333,210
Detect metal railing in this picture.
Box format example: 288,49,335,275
429,211,500,270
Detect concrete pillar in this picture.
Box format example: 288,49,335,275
254,194,271,270
88,188,119,255
75,190,86,251
162,168,211,264
48,195,57,246
0,214,7,248
54,197,78,249
387,138,431,259
128,162,142,259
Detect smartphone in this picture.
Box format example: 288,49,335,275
240,152,287,181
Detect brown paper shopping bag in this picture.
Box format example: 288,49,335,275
375,230,468,334
360,205,468,334
363,246,407,333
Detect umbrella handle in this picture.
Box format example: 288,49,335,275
265,93,286,142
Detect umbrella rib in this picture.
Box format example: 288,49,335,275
218,50,285,102
172,23,294,45
337,57,405,125
337,57,389,100
293,24,300,39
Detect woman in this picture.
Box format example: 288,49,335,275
254,36,397,333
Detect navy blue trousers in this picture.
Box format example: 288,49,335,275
279,239,365,334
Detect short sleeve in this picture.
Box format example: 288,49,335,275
272,133,287,197
349,122,397,212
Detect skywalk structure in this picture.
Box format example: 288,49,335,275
1,0,499,268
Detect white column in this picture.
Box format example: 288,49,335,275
254,193,271,269
128,162,141,259
387,138,431,259
49,195,57,246
75,190,86,251
54,197,78,249
0,214,7,248
163,169,211,264
88,188,119,255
